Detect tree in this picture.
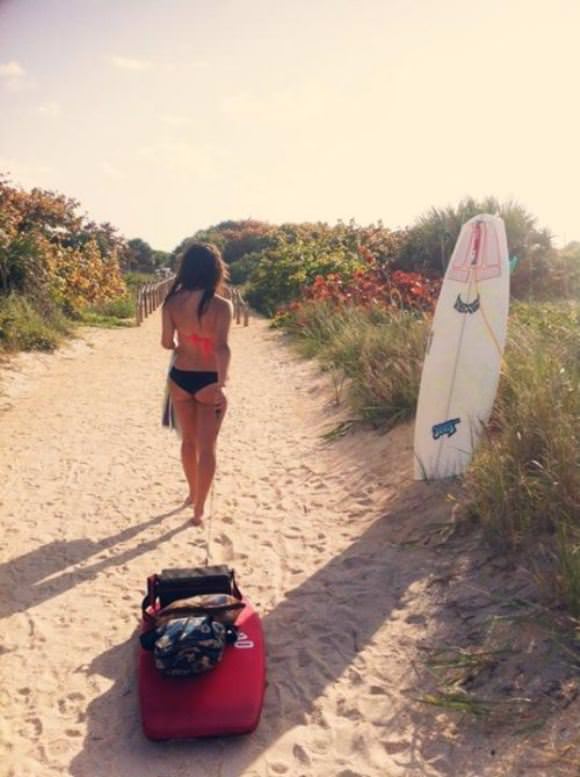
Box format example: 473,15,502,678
124,238,155,273
0,175,125,310
395,197,554,293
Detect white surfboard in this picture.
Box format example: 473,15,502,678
413,214,510,479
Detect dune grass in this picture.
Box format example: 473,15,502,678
288,301,429,428
0,293,72,351
0,272,151,349
0,289,138,351
284,299,580,612
464,301,580,611
77,295,136,328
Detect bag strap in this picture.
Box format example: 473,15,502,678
231,569,242,600
156,601,244,620
141,574,159,623
142,570,241,623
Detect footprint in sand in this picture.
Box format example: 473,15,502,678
212,532,234,561
308,706,331,729
21,716,43,737
292,743,311,767
337,771,367,777
381,740,410,755
337,697,362,721
268,762,289,775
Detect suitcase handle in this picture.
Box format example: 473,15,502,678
141,571,242,624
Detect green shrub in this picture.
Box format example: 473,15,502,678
228,252,262,286
77,295,136,328
0,293,71,351
92,295,135,319
123,272,157,293
245,234,363,315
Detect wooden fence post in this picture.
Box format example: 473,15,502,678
135,275,175,325
229,287,249,326
235,290,242,324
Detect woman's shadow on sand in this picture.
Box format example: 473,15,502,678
69,481,459,777
0,505,190,622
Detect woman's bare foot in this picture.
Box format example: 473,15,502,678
192,501,208,526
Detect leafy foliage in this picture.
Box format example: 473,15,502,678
0,292,71,350
303,264,440,311
395,197,558,299
123,238,170,273
244,222,405,315
0,175,126,314
172,220,277,269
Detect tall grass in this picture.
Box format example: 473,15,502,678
77,295,136,328
0,293,72,351
283,299,580,612
464,302,580,611
464,303,579,539
287,301,429,428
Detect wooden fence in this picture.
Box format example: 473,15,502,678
232,288,250,326
136,276,175,325
136,277,250,327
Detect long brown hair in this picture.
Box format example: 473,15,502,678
164,242,229,319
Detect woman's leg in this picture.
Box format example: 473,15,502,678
169,384,198,505
192,391,227,525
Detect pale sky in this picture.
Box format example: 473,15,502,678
1,0,579,251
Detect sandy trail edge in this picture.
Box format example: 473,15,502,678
0,314,578,777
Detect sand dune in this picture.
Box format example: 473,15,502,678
1,313,578,777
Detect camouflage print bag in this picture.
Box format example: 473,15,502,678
151,615,238,677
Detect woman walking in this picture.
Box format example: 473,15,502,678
161,242,232,525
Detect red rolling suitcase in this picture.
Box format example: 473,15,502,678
138,569,266,740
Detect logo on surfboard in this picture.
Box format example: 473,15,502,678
448,221,502,283
454,293,480,314
432,418,461,440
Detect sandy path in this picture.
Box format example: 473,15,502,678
0,313,576,777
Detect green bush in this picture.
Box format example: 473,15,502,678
0,293,71,351
92,295,135,319
228,252,262,286
123,272,157,293
247,241,362,316
76,294,137,328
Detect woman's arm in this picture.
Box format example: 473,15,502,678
214,299,233,387
161,304,176,349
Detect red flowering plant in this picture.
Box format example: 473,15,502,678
303,250,440,312
273,246,440,330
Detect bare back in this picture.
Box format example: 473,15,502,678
163,290,231,371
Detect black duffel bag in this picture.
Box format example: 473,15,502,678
140,566,243,678
142,565,242,615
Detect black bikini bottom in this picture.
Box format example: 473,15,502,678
169,367,218,396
